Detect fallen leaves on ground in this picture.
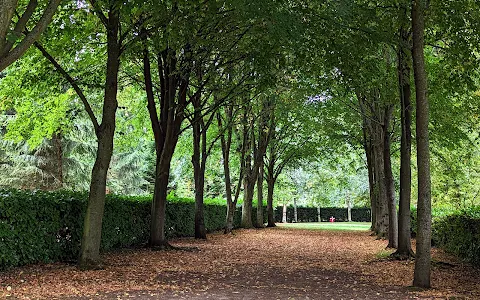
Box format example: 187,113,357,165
0,226,478,299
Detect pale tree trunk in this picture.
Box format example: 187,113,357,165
395,17,414,258
79,10,120,269
347,195,352,222
282,204,287,223
317,207,321,222
384,107,398,248
256,161,264,227
293,198,298,223
412,0,432,288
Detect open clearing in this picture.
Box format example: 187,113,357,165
279,222,372,231
1,224,479,299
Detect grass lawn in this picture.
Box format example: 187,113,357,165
277,222,371,231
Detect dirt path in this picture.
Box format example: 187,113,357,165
1,226,479,299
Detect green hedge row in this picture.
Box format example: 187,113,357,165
411,207,480,266
274,206,371,223
0,189,245,270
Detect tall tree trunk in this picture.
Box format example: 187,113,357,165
241,158,255,228
360,97,376,232
266,169,276,227
347,194,352,222
192,122,207,239
384,107,398,248
256,160,264,227
293,198,298,223
220,121,235,234
79,11,120,269
395,17,414,258
150,154,170,248
282,203,287,223
218,107,243,234
412,0,432,288
373,122,389,238
192,110,207,239
241,114,255,229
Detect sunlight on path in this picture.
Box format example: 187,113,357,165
278,222,371,231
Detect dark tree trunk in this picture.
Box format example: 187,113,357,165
142,45,188,248
395,18,414,258
360,95,376,232
266,168,276,227
373,121,389,238
347,195,352,222
384,107,398,248
241,152,255,228
241,99,270,228
412,0,432,288
241,111,256,229
150,154,170,248
79,10,120,269
192,101,207,239
256,160,264,227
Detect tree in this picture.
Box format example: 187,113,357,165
394,5,414,258
0,0,61,71
412,0,432,288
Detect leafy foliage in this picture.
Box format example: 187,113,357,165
0,189,244,269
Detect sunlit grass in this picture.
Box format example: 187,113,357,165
277,222,371,231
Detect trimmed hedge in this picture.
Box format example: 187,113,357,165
274,206,371,223
411,207,480,266
0,189,241,269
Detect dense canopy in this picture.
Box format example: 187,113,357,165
1,0,480,290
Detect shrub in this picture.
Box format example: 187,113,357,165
431,207,480,266
0,189,239,269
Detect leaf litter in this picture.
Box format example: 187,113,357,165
0,227,479,299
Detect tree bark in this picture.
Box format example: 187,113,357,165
150,154,170,248
360,95,376,232
373,121,389,238
143,45,188,248
218,110,236,233
412,0,432,288
266,169,276,227
347,195,352,222
256,160,264,227
384,107,398,248
395,17,414,258
192,98,207,239
79,9,120,269
241,150,255,228
293,198,298,223
0,0,62,71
